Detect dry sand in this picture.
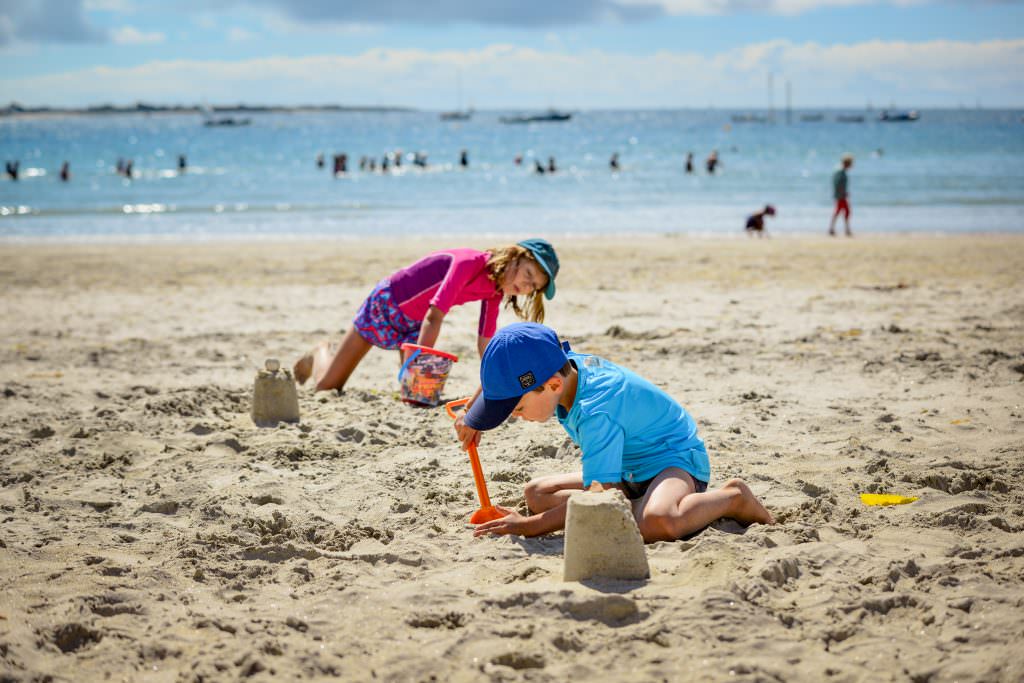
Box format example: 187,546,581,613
1,235,1022,682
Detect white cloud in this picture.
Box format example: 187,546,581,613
3,38,1022,108
111,25,166,44
260,13,379,36
544,33,564,48
193,14,219,31
632,0,929,14
226,26,256,42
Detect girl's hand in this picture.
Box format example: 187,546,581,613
453,413,480,451
472,506,529,537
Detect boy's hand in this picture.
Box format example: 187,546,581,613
453,413,480,451
472,506,528,537
587,481,608,492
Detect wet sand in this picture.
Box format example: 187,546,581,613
1,235,1022,682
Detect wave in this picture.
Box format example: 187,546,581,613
0,201,374,218
5,196,1024,220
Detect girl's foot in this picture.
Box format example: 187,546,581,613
722,478,775,525
295,340,335,386
295,340,330,385
293,351,314,385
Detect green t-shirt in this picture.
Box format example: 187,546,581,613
832,168,848,200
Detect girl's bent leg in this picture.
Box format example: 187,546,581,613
637,470,773,543
311,328,373,392
524,473,584,514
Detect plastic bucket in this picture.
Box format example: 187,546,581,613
398,343,459,407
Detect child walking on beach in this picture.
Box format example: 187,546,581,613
454,323,774,543
829,153,854,237
745,204,776,237
295,240,559,393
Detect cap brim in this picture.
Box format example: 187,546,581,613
464,394,521,431
536,260,556,300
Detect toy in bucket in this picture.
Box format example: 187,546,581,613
446,397,505,524
398,343,458,407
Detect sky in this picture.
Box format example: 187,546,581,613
1,0,1023,109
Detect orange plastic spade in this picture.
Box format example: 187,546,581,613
445,397,505,524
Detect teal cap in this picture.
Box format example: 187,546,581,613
517,238,559,299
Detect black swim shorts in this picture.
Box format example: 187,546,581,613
621,473,708,500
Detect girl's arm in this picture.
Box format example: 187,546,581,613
415,305,446,350
476,335,491,357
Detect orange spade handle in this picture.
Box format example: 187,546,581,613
445,397,504,524
445,396,471,419
466,443,493,510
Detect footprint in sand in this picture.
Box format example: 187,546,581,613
52,623,103,653
28,425,55,439
139,500,180,515
335,427,365,443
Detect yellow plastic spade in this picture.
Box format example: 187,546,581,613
859,493,919,506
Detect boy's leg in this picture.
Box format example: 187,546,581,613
524,473,584,514
636,468,774,543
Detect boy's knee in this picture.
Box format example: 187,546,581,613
523,477,546,508
638,511,677,542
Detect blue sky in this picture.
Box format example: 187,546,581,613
2,0,1023,108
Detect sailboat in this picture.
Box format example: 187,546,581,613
439,70,472,121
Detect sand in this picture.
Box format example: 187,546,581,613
1,234,1022,682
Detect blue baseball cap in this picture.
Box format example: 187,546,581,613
517,238,559,300
464,323,568,430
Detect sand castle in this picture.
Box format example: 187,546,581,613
563,489,650,582
251,358,300,427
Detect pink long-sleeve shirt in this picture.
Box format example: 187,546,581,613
388,249,502,338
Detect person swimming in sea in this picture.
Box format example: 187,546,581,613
705,150,719,174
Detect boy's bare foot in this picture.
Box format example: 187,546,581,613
722,478,775,525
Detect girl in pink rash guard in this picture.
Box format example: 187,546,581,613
294,239,560,393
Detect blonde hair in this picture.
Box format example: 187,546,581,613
486,245,546,323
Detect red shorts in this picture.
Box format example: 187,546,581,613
833,198,850,218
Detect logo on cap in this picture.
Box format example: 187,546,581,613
518,371,536,389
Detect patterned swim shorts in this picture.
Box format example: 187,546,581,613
352,279,422,350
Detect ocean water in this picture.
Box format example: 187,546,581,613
2,109,1023,240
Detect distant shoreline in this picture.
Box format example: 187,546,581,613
4,104,1022,120
0,103,416,118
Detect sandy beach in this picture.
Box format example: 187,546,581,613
1,234,1022,682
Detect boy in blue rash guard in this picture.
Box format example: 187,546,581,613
454,323,774,543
